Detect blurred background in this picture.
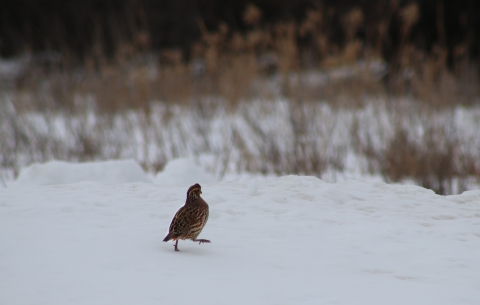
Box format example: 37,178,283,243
0,0,479,194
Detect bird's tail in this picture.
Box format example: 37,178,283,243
163,233,174,242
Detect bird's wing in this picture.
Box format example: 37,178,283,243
168,205,194,235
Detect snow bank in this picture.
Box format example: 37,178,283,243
155,158,217,186
14,159,152,186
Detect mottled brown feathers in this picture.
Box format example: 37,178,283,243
163,183,210,251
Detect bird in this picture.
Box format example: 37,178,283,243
163,183,210,251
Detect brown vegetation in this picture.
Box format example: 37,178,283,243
1,3,480,194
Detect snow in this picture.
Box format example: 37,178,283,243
155,158,217,187
1,159,480,305
14,159,152,186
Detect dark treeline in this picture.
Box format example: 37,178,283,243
1,0,479,64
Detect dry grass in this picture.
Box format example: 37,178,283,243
2,4,480,194
12,3,480,109
350,104,480,195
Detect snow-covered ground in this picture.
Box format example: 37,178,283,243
1,159,479,304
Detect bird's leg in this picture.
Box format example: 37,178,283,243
174,240,179,251
193,239,211,244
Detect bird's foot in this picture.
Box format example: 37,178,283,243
193,239,211,244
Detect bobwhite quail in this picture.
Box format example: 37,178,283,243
163,183,210,251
